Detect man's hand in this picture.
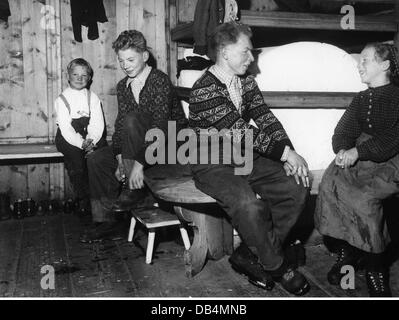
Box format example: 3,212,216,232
342,147,359,168
114,154,125,182
128,161,145,190
286,150,309,187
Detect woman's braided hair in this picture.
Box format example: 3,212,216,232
365,42,399,86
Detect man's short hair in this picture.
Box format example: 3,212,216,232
208,22,252,62
112,30,149,53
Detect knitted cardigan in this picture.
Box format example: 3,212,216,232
333,83,399,163
189,71,293,161
112,68,187,164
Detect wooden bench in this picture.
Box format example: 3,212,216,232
0,143,63,160
145,164,325,278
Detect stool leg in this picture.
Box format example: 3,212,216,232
128,217,137,242
179,226,191,250
146,230,156,264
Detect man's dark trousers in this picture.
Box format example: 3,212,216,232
191,153,308,271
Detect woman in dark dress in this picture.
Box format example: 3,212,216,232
315,42,399,297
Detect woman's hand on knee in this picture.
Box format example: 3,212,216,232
342,148,359,168
335,149,345,167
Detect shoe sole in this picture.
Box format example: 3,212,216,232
290,282,310,296
231,264,274,291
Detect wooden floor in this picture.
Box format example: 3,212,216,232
0,213,398,298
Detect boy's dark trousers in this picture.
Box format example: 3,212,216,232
55,117,107,202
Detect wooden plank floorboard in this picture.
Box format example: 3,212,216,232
41,215,73,297
0,220,23,297
117,230,194,297
13,218,48,296
62,214,111,297
1,215,399,297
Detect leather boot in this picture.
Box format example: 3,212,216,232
285,240,306,269
0,193,11,221
112,159,147,212
327,241,362,286
13,199,23,219
269,257,310,296
229,243,275,290
366,269,392,297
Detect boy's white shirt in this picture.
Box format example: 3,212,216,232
55,87,105,149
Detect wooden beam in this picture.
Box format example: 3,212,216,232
175,86,355,109
171,10,397,42
240,10,397,32
322,0,394,3
395,0,399,51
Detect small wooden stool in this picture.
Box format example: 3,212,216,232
128,206,191,264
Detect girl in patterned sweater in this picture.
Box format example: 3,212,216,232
315,43,399,297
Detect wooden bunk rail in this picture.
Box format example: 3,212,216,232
324,0,394,3
171,10,397,42
175,86,355,109
240,10,397,32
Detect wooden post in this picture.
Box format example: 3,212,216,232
167,0,178,84
45,0,64,200
395,0,399,52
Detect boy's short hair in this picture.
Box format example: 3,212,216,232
67,58,94,79
208,22,252,62
112,30,149,53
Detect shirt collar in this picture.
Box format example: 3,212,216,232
209,64,238,88
126,64,152,88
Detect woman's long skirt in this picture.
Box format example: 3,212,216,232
315,153,399,253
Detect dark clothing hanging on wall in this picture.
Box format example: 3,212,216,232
0,0,10,23
70,0,108,42
193,0,225,57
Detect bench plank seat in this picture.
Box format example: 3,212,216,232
145,164,232,277
0,144,63,160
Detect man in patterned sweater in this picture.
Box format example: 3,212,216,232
83,30,186,242
189,22,310,295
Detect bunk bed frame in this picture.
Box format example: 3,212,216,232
170,0,399,109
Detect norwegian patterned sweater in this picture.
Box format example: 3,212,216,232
112,68,187,164
333,83,399,163
188,71,293,161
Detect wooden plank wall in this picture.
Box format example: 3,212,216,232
0,0,169,202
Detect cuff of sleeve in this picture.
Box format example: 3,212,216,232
280,145,290,162
356,144,368,161
112,146,121,157
269,139,293,161
135,149,146,167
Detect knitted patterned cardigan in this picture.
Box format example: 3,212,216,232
189,70,293,161
112,68,187,164
333,83,399,163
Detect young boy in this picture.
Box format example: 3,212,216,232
55,58,107,214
